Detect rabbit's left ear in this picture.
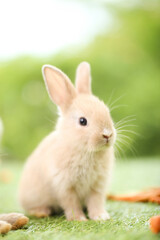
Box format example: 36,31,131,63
75,62,92,94
42,65,76,112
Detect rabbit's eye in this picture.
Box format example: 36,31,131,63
79,117,87,126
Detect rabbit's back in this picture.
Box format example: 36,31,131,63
19,131,59,210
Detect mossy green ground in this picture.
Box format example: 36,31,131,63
0,158,160,240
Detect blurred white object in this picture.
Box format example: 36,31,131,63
0,118,3,143
0,0,112,60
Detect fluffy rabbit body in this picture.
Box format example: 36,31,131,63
19,62,116,221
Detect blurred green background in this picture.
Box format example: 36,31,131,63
0,0,160,161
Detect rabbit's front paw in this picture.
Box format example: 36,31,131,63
89,211,110,221
28,207,51,218
66,212,87,221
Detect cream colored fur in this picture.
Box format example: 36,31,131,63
19,62,116,221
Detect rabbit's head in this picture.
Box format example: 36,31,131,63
42,62,116,152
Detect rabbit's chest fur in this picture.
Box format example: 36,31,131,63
52,145,112,202
69,151,111,203
69,152,97,194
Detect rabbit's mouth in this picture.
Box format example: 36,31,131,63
102,128,114,146
104,135,116,147
104,139,112,147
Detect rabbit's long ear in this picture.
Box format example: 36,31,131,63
75,62,92,94
42,65,76,111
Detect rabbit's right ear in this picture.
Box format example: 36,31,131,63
42,65,76,111
75,62,92,94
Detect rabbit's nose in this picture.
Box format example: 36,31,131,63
102,129,112,142
103,134,112,142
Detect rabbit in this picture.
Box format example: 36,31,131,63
19,62,116,221
0,213,29,234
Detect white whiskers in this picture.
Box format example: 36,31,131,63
114,114,139,159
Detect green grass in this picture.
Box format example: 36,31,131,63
0,158,160,240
